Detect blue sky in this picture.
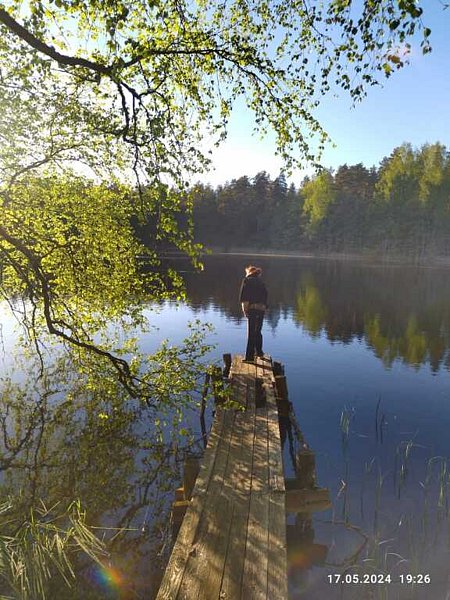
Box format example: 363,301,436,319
201,2,450,187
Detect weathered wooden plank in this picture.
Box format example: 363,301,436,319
250,357,269,494
257,356,285,493
226,388,255,495
156,494,206,600
176,409,236,600
267,492,288,600
193,408,226,497
241,491,270,600
209,409,236,486
265,359,288,599
223,382,251,493
221,360,256,594
245,361,256,412
266,383,285,492
258,357,287,599
230,374,249,410
230,355,255,411
229,355,257,492
220,493,251,600
156,410,227,600
229,354,249,379
177,487,234,600
158,354,288,600
285,487,331,513
216,354,256,493
241,374,270,600
251,405,269,493
220,381,254,599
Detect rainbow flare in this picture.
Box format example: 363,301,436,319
90,564,124,597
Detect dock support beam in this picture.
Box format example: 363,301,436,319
171,455,201,536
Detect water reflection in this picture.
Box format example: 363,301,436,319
3,254,450,598
276,368,332,596
182,256,450,371
177,255,450,597
0,352,191,599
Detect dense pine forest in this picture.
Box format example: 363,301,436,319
190,143,450,259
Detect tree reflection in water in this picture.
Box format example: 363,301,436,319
182,255,450,372
0,350,198,599
4,254,450,597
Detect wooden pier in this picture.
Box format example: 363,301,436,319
156,354,330,600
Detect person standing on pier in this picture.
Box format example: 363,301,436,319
239,265,268,362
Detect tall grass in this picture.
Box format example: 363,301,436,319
0,499,108,600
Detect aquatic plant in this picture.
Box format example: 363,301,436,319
0,499,107,600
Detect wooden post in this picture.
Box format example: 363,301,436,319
200,372,210,418
170,500,190,539
273,361,285,376
296,449,316,489
170,456,200,539
275,375,288,401
222,353,232,378
200,372,210,448
175,487,185,501
275,375,290,417
183,456,200,501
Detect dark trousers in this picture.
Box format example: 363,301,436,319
245,309,264,360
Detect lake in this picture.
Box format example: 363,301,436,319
2,254,450,599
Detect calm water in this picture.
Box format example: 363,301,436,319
2,254,450,599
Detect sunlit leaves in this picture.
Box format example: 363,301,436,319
1,175,143,325
0,0,434,180
302,170,336,230
0,168,212,405
376,142,450,205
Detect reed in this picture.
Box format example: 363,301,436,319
0,499,108,600
326,419,450,599
340,406,354,453
394,439,418,498
373,468,386,535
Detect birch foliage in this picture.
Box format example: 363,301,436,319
0,0,433,396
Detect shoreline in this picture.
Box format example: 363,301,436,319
203,248,450,268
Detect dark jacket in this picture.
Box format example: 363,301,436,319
239,274,268,307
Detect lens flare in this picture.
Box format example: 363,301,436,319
89,563,125,597
288,548,312,573
288,543,328,575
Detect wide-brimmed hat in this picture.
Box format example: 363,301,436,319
245,265,262,276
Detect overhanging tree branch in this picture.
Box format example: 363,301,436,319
0,7,262,85
0,8,240,78
0,8,111,77
0,221,142,398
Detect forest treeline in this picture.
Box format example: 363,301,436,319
188,143,450,258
